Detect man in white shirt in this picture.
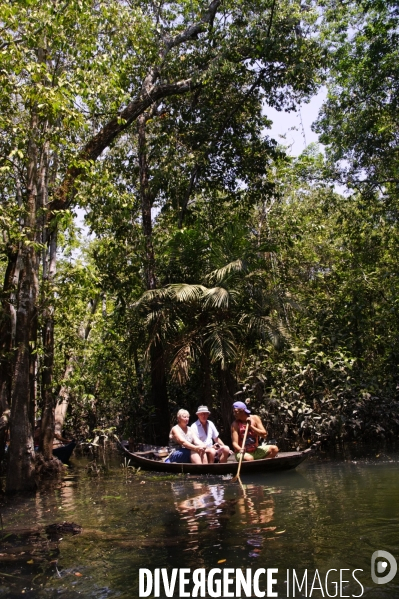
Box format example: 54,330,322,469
191,406,231,463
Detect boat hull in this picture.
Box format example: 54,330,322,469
52,440,76,464
121,445,311,474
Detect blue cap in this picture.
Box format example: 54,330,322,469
233,401,251,414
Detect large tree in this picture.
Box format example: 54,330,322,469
1,0,323,488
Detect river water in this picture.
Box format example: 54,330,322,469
0,448,398,598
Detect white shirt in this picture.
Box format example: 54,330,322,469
191,419,219,447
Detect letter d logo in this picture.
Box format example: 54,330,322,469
371,550,397,584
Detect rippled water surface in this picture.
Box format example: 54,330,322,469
0,449,398,598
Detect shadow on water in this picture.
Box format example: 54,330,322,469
0,451,398,597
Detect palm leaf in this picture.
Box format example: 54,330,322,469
167,284,208,303
202,286,231,309
204,323,238,369
170,343,193,385
206,259,244,285
240,314,290,347
133,287,172,309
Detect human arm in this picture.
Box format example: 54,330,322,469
247,415,267,437
209,423,225,448
191,429,207,451
54,432,71,443
171,426,206,453
191,429,206,455
231,422,243,453
213,436,224,447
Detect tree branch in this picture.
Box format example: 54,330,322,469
162,0,222,58
47,0,224,216
49,78,194,213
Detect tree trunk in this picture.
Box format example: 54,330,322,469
178,165,199,229
54,360,74,440
138,114,157,292
149,344,170,445
6,247,38,493
0,247,21,466
6,112,40,493
200,352,213,407
40,230,57,459
54,296,100,438
218,366,237,440
138,113,170,443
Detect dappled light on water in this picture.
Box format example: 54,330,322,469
0,453,398,597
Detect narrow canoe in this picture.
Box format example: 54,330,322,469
52,440,76,464
120,444,313,475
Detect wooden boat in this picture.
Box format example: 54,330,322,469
52,440,76,464
120,443,314,475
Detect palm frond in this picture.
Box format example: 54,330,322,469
206,259,244,285
169,332,202,385
204,323,238,369
240,314,290,347
143,309,183,360
167,284,208,303
170,343,193,385
133,287,172,309
202,286,231,309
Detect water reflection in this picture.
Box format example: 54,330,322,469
236,485,275,557
172,481,278,559
0,455,399,598
173,482,226,526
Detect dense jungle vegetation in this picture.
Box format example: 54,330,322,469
1,0,398,491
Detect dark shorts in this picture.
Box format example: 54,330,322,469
165,448,191,463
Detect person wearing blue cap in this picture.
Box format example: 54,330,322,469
231,401,279,461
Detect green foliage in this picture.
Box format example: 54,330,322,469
251,145,399,443
240,344,399,444
121,458,141,479
51,143,399,445
2,0,398,450
316,0,399,195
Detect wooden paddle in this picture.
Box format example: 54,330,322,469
231,420,250,483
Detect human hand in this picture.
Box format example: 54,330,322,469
246,417,254,430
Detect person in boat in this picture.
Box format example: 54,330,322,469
231,401,279,461
53,430,72,448
34,418,71,449
166,409,208,464
190,405,231,463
